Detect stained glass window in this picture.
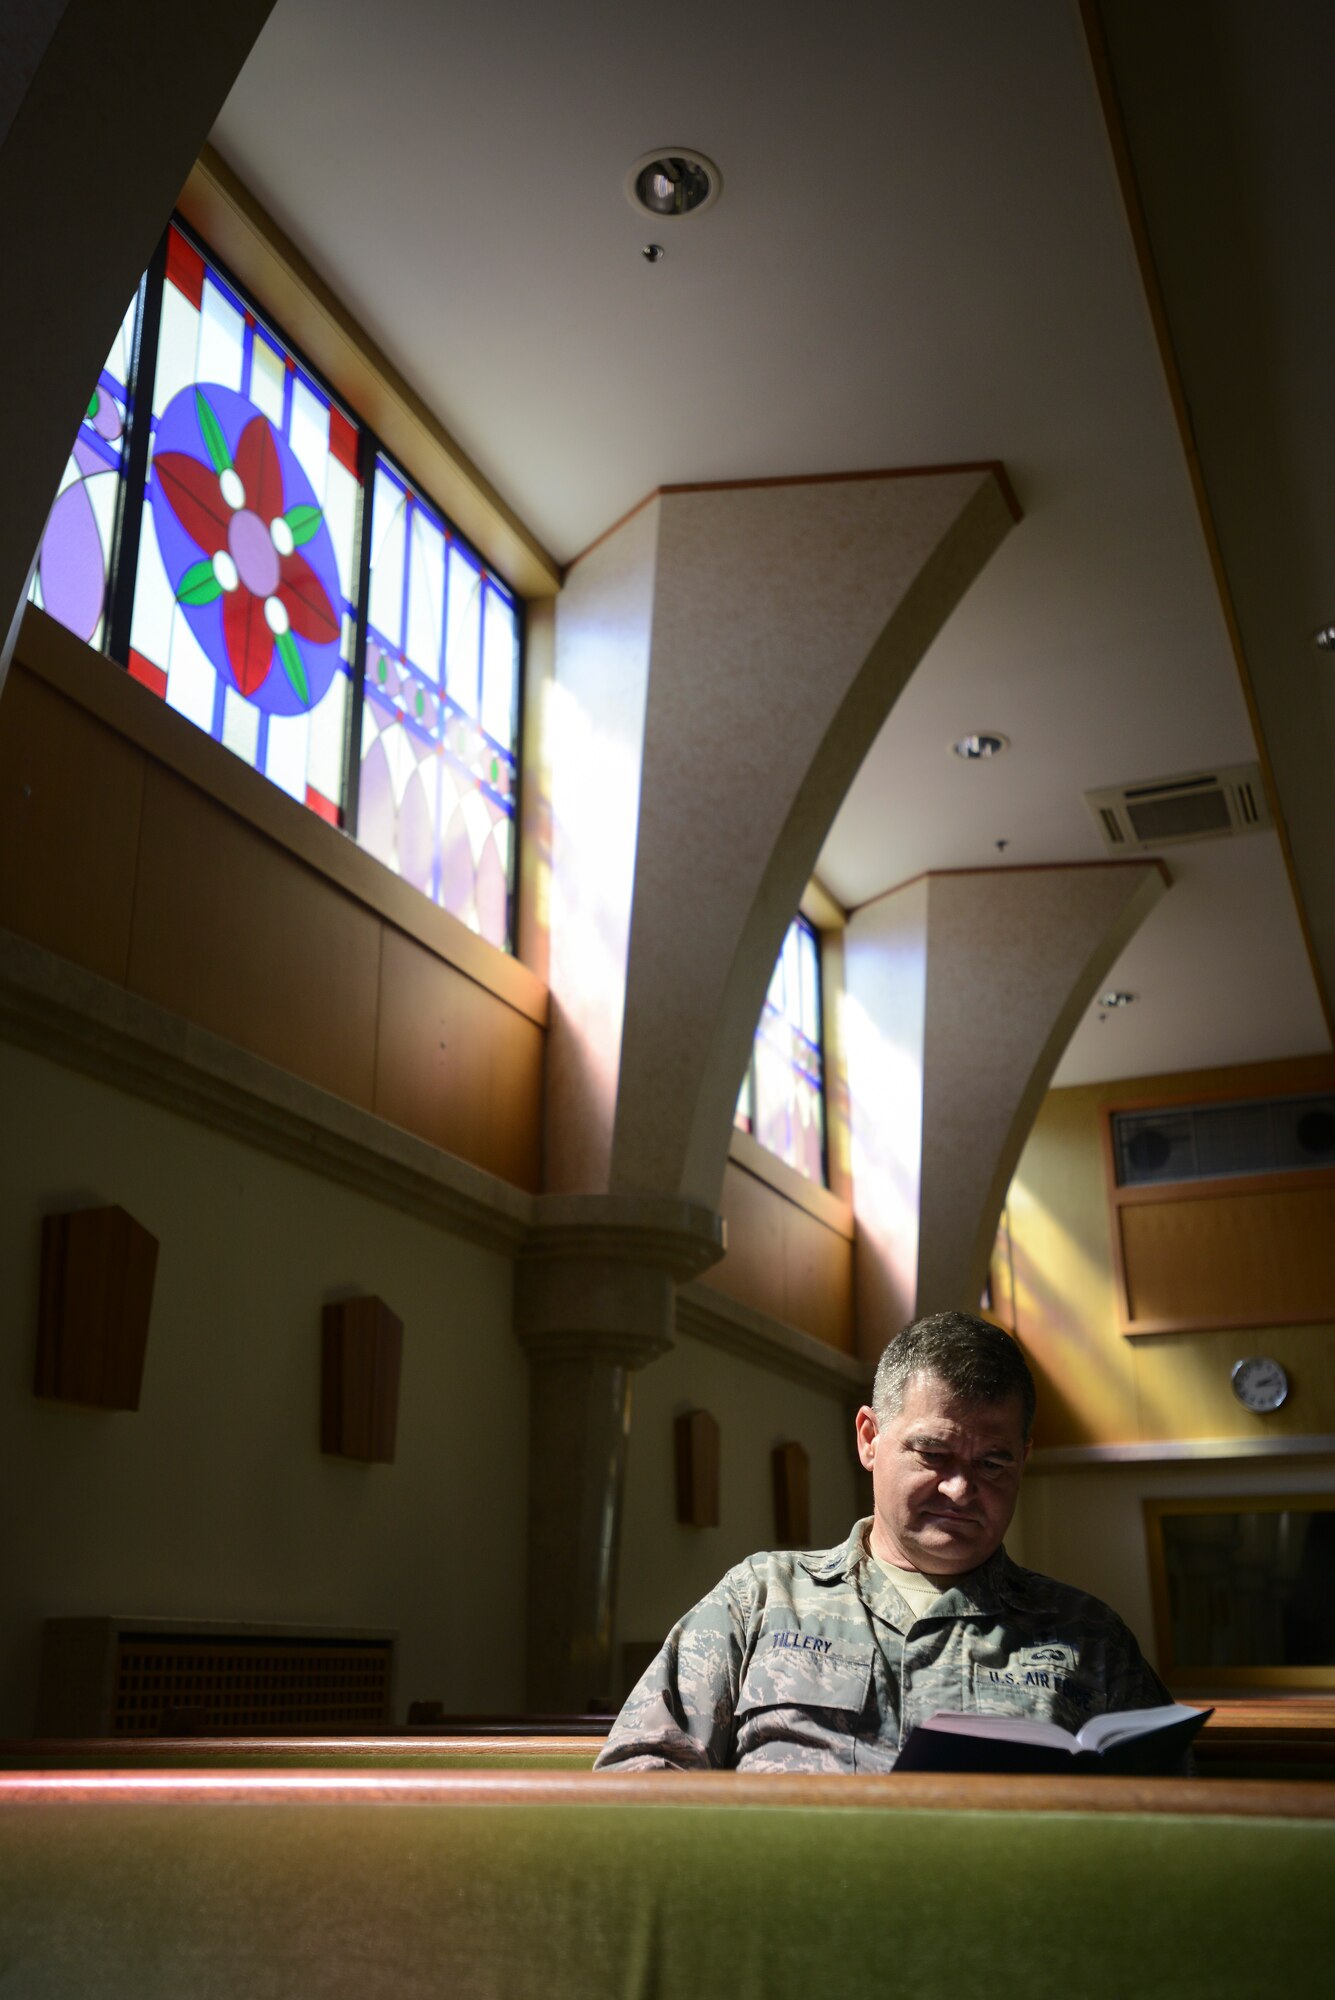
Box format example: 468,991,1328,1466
29,288,142,651
358,455,518,949
28,216,524,953
735,916,827,1184
128,225,363,825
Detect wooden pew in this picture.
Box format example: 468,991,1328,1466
1,1743,1331,1997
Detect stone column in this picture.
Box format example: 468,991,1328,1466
514,1195,723,1712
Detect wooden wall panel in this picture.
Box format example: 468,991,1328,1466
1119,1184,1335,1332
0,667,144,983
127,767,381,1109
373,927,543,1190
3,630,546,1193
701,1161,855,1352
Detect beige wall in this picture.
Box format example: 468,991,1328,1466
0,1040,528,1736
615,1330,865,1684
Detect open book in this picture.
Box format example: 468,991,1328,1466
895,1702,1210,1775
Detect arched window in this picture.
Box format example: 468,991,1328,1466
30,219,521,954
735,914,827,1184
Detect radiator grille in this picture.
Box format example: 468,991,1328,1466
111,1634,391,1735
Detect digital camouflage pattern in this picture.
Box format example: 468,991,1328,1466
595,1518,1172,1772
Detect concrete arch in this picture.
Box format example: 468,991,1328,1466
606,468,1019,1207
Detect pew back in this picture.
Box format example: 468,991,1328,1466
2,1765,1331,2000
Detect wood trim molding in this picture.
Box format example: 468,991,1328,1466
675,1280,872,1399
0,925,534,1255
1027,1434,1335,1471
15,607,548,1027
180,149,560,601
561,460,1022,579
1,931,871,1404
2,1767,1330,1818
847,855,1172,921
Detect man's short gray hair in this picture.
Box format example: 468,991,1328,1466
872,1311,1036,1439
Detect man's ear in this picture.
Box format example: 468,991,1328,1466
854,1405,880,1471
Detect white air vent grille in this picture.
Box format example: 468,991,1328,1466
1113,1092,1335,1188
1086,762,1271,853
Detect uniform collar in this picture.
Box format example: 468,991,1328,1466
800,1517,1034,1621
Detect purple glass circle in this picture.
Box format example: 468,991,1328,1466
228,509,281,599
150,381,344,717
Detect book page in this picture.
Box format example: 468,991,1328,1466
1076,1704,1201,1752
919,1710,1076,1750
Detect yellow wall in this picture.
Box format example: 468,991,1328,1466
1005,1053,1335,1670
0,1040,529,1737
1008,1053,1335,1451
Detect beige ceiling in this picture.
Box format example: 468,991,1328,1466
211,0,1331,1089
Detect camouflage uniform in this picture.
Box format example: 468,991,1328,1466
595,1518,1172,1772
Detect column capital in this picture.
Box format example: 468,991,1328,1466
515,1192,725,1370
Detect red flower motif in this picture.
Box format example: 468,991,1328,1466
155,413,338,699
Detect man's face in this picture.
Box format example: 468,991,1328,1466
854,1371,1030,1574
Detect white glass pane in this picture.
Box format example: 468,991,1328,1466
153,283,201,415
799,928,820,1043
128,504,178,671
265,709,310,802
406,509,446,678
288,376,330,506
368,469,406,646
250,334,286,426
222,687,261,765
323,459,359,615
196,276,245,394
481,584,517,748
445,543,481,714
163,611,217,732
307,671,350,804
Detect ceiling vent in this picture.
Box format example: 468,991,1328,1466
1085,762,1271,853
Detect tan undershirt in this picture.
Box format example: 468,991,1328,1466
873,1552,954,1619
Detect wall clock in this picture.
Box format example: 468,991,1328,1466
1230,1356,1289,1413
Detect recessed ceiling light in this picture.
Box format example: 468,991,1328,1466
1099,991,1137,1008
952,732,1009,760
1314,625,1335,651
626,149,722,220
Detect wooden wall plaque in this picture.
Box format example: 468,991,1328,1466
36,1205,159,1410
321,1296,403,1463
673,1409,720,1528
772,1441,811,1547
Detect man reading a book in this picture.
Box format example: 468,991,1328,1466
595,1311,1174,1772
